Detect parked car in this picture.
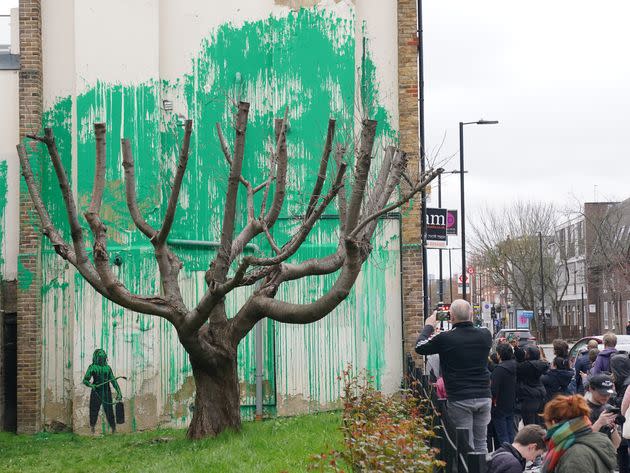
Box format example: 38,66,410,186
492,328,537,351
569,335,630,364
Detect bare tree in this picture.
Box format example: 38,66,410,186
17,101,441,439
470,201,570,337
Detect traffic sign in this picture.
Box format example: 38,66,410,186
458,274,469,283
467,266,475,275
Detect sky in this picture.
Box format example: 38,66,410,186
423,0,630,276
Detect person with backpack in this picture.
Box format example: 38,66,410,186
541,357,575,403
487,424,547,473
592,332,619,375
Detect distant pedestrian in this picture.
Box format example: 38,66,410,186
541,357,575,402
541,394,616,473
487,424,547,473
574,339,598,394
415,299,493,452
626,321,630,335
592,332,618,375
491,343,518,444
516,346,549,426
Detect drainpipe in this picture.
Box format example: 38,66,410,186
255,320,264,420
167,239,260,254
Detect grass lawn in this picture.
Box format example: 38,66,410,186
0,412,343,473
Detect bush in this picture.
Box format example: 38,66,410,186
309,369,445,472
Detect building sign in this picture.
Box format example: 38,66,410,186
516,309,533,329
446,210,458,235
426,208,448,248
589,304,596,313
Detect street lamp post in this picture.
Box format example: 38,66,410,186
538,231,547,343
459,120,498,301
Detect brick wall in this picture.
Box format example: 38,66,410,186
17,0,43,434
397,0,424,360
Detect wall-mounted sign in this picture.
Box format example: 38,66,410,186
447,210,458,235
589,304,596,313
426,208,448,248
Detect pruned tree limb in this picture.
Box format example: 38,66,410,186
156,119,193,245
305,119,335,220
345,119,377,232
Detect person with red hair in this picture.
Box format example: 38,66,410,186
541,394,616,472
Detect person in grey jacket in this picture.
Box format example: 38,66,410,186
487,424,546,473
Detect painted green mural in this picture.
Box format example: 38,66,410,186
39,7,400,430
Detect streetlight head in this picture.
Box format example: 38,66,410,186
476,119,499,125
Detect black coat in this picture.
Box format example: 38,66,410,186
491,359,518,416
541,368,574,402
415,322,492,401
487,443,526,473
574,351,592,394
516,359,549,401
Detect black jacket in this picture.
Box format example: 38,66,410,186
516,359,549,401
574,351,592,394
487,443,526,473
541,368,574,402
415,322,492,401
491,359,517,416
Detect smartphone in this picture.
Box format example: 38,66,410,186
606,406,621,415
436,303,451,321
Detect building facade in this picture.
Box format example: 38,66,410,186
1,0,426,434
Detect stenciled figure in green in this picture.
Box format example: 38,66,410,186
83,348,122,433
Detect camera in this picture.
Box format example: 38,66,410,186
605,405,626,426
436,302,451,322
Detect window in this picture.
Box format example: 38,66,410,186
577,221,585,255
573,306,578,326
627,300,630,323
604,302,609,329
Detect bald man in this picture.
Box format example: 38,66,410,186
416,299,493,453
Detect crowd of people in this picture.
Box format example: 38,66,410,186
415,298,629,473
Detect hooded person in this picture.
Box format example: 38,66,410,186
517,345,549,426
83,348,123,434
541,357,575,402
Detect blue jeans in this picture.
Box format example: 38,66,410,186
447,398,492,453
493,413,515,445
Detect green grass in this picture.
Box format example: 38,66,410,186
0,412,343,473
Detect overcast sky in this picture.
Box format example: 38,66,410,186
423,0,630,275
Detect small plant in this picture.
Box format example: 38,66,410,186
309,368,445,472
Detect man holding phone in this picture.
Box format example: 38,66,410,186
415,299,493,452
586,374,622,449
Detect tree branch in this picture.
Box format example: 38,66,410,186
345,119,377,232
121,139,158,239
156,119,193,245
305,119,335,220
263,108,289,227
209,101,250,284
28,129,92,270
351,167,443,241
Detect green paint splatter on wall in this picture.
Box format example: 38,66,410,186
39,7,400,426
18,258,33,290
0,160,6,269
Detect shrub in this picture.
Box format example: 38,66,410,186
309,369,445,472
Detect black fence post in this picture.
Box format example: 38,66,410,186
456,427,470,472
467,452,488,473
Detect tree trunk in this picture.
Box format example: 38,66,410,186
187,357,241,439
